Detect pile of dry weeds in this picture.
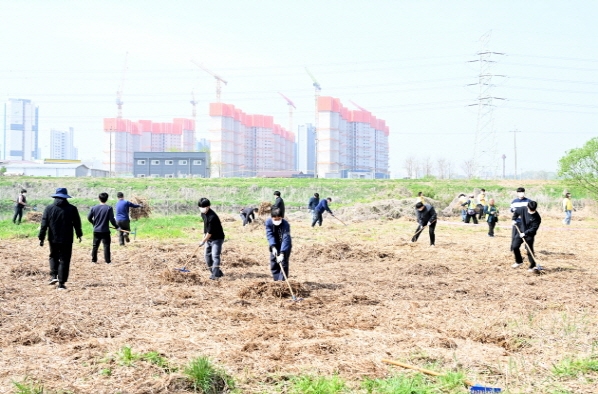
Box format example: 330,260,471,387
130,196,151,219
26,211,43,223
237,280,310,299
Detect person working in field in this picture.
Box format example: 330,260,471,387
562,192,574,225
198,197,225,280
265,208,292,281
462,194,479,224
115,192,142,246
308,192,320,213
477,188,487,220
412,202,437,246
38,187,83,290
417,191,425,204
272,191,285,218
511,200,542,272
484,198,499,237
13,189,27,225
88,192,119,264
457,193,468,222
239,207,258,226
312,197,334,227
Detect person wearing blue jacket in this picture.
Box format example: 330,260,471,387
115,192,141,245
265,208,292,281
312,197,334,227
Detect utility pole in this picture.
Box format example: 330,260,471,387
509,129,521,179
501,154,506,179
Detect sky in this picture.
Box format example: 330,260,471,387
1,0,597,178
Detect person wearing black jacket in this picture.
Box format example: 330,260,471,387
273,191,285,218
13,189,27,224
38,187,83,290
239,207,258,226
308,193,320,212
412,202,437,246
511,200,542,271
88,192,118,264
198,197,225,280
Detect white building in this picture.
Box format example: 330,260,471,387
50,127,78,160
3,99,39,160
297,124,315,175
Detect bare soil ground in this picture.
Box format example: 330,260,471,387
1,211,597,393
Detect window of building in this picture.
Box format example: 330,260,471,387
151,160,160,165
150,174,160,178
193,160,203,165
165,174,174,178
137,160,146,165
165,160,174,165
138,174,146,178
178,160,188,165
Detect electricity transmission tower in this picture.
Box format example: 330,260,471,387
468,31,505,179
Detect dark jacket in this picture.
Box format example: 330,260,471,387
510,197,532,223
416,204,437,226
202,208,225,240
88,204,118,233
315,199,332,214
308,196,320,210
241,207,255,220
115,199,141,221
265,218,292,253
512,206,541,237
485,205,499,223
38,198,83,244
272,196,285,218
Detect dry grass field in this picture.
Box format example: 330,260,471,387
1,209,597,393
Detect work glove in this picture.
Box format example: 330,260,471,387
271,247,278,257
276,254,284,263
78,236,82,243
39,239,44,247
512,220,517,226
428,221,433,225
520,233,526,238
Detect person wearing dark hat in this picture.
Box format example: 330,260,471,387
412,202,437,246
88,192,119,264
308,192,320,213
115,192,141,245
198,197,225,279
38,187,83,290
511,200,542,272
13,189,27,224
272,191,285,218
265,208,292,281
239,207,258,226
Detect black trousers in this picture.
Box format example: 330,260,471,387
92,232,112,263
270,251,290,281
412,222,436,245
465,213,478,224
311,211,323,227
116,219,130,245
49,242,73,284
511,228,536,268
240,213,252,226
488,221,496,236
13,205,24,224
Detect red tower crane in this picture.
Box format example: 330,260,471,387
278,92,296,133
191,59,228,103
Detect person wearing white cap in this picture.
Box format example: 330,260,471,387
38,188,83,290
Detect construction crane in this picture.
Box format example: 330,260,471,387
190,90,198,119
116,52,129,119
278,92,296,133
350,100,369,112
191,59,228,102
305,67,321,178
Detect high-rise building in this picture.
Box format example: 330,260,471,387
317,96,389,178
209,103,295,177
297,124,316,175
3,99,39,160
50,127,78,160
103,117,194,175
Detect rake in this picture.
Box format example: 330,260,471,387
381,359,502,393
276,255,302,302
331,215,347,226
513,224,543,271
174,243,202,273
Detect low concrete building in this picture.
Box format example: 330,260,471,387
133,152,209,178
1,161,108,177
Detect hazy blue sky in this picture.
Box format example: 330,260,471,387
1,0,596,177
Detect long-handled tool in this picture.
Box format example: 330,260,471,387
175,243,202,273
331,215,347,226
381,359,501,393
276,255,302,302
410,219,436,242
111,227,134,235
513,224,543,271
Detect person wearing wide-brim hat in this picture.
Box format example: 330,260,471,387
38,187,83,290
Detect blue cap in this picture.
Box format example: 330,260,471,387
51,187,72,199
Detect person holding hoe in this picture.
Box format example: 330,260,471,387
312,197,334,227
511,200,542,272
115,192,142,246
265,208,292,281
198,197,225,280
412,202,437,246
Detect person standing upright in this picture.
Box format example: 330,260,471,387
38,187,83,290
511,200,542,272
198,197,225,280
417,191,426,204
88,193,118,264
412,202,437,246
312,197,334,227
13,189,27,224
273,191,285,218
115,192,141,246
562,192,573,225
477,188,487,220
458,193,468,222
485,198,499,237
308,192,320,212
265,208,292,281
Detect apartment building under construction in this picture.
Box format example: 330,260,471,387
209,103,296,177
317,96,389,179
103,117,195,175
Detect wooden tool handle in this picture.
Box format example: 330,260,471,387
381,359,473,386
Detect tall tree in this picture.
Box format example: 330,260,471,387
558,137,598,198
